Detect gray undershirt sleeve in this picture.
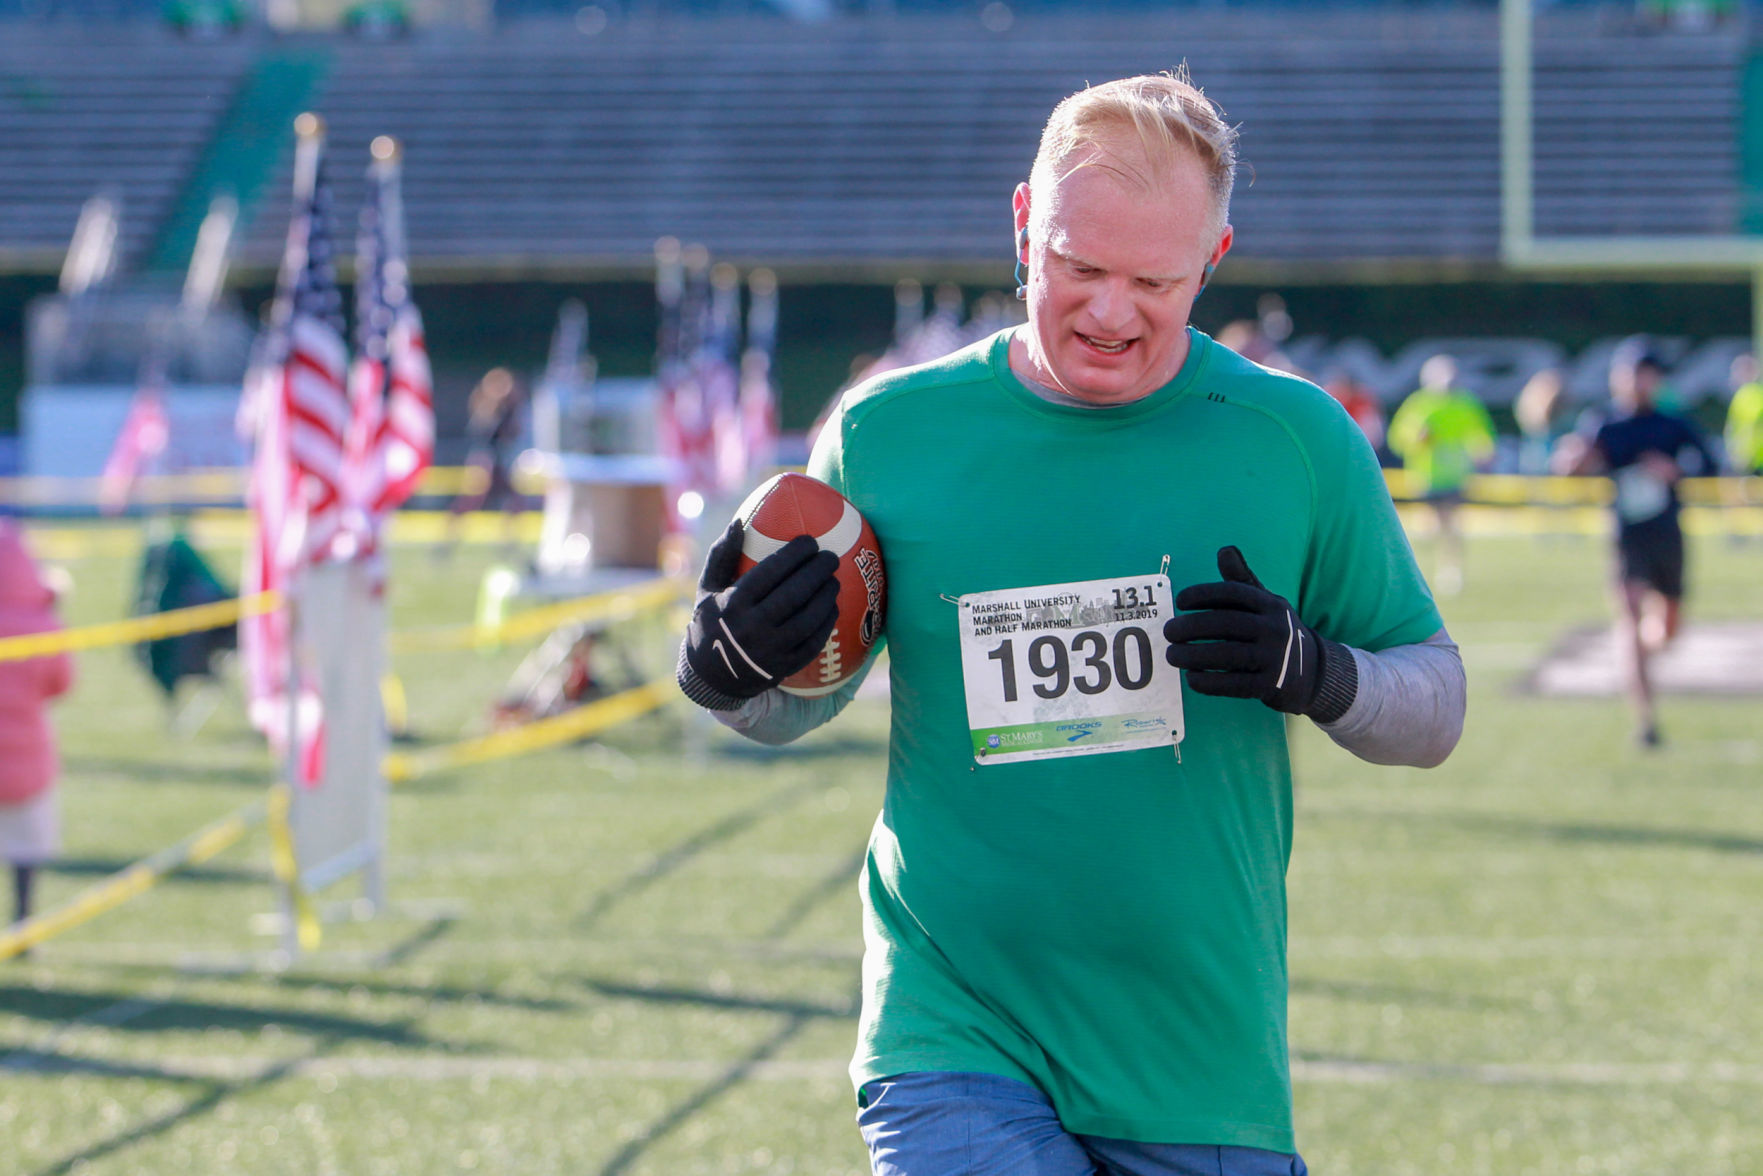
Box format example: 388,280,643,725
1316,628,1464,768
710,652,876,746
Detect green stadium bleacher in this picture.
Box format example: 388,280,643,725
0,7,1743,275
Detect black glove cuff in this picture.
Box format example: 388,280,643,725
1306,637,1359,725
676,641,754,712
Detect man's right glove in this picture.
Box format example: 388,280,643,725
676,519,841,711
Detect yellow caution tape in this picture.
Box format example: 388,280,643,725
21,508,545,561
5,465,1754,512
1681,475,1763,505
1385,470,1615,504
0,468,247,507
384,678,675,783
1382,472,1762,506
0,465,504,507
0,561,675,666
265,783,322,952
389,577,685,654
0,798,265,961
0,591,281,664
1459,473,1613,506
381,672,410,739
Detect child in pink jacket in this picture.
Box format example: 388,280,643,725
0,520,74,926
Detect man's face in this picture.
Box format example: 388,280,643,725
1611,360,1661,411
1015,144,1230,406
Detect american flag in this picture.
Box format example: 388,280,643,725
657,251,783,523
240,116,343,785
241,355,325,788
273,127,351,567
702,262,748,494
738,268,780,478
98,353,170,515
655,243,715,529
346,137,433,556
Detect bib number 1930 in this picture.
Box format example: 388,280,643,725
984,626,1156,702
957,574,1184,765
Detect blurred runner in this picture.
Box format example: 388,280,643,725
1514,367,1569,476
1388,353,1496,594
1554,338,1716,747
448,367,527,550
1725,353,1763,476
1323,368,1386,457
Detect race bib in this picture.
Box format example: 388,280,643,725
957,573,1185,765
1614,464,1670,524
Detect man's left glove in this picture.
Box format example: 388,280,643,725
677,519,841,711
1163,546,1357,723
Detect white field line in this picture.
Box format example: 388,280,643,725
34,934,1749,968
7,1053,1760,1087
1291,935,1759,960
1,1053,850,1082
1292,1059,1763,1086
35,939,867,967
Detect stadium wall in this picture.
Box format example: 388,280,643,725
0,274,1749,452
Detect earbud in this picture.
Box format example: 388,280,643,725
1015,227,1030,300
1198,262,1216,293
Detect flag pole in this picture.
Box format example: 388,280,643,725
360,134,404,912
278,112,326,959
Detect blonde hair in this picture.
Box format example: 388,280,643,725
1029,70,1238,240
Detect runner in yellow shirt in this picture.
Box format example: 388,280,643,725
1726,354,1763,477
1388,354,1497,593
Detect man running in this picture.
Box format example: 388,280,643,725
1555,338,1716,747
678,72,1466,1175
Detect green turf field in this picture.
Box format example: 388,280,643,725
2,525,1760,1175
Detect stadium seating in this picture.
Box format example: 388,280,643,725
0,27,253,270
0,8,1743,272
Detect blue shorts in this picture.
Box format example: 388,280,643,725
857,1072,1308,1176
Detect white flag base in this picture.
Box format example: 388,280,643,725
278,558,389,957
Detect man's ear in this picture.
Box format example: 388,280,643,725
1196,225,1233,293
1012,183,1031,260
1209,223,1234,269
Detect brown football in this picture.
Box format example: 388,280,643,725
734,472,886,697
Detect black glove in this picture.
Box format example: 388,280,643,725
1163,546,1357,722
676,519,841,711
